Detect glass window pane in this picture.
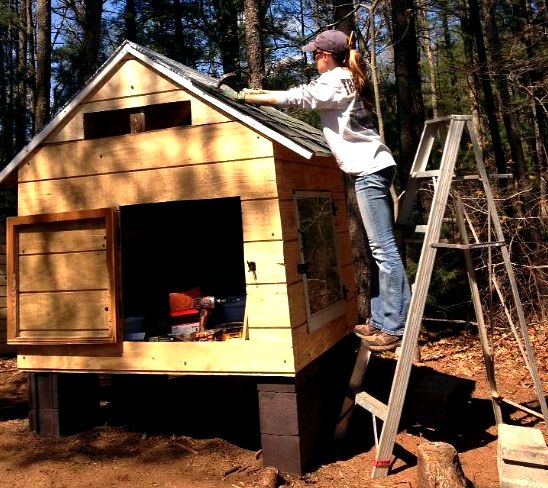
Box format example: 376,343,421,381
296,195,342,316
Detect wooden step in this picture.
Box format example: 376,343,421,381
411,170,441,179
355,392,388,421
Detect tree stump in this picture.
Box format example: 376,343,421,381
417,440,473,488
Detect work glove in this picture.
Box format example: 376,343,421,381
236,88,267,103
219,86,266,103
219,85,241,101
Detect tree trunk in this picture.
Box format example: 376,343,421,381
35,0,51,132
458,1,486,152
390,0,425,186
466,0,507,175
124,0,137,42
520,0,548,217
213,0,241,77
333,0,355,33
244,0,264,89
482,0,526,182
0,26,9,165
81,0,103,84
332,0,372,322
441,0,459,100
418,441,472,488
15,0,28,150
366,1,384,140
417,0,439,118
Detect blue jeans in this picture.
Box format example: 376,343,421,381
354,166,411,336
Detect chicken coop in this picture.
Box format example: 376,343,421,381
0,41,358,474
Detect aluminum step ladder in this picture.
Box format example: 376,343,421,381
335,114,548,479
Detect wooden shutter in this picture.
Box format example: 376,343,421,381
7,208,119,345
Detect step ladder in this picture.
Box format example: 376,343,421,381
335,115,548,479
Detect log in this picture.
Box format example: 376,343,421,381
417,441,473,488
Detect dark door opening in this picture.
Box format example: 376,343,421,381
119,197,246,339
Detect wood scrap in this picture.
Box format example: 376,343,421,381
223,465,241,476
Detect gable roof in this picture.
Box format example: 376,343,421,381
0,40,331,186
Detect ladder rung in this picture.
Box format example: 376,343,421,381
398,219,454,235
452,174,509,181
431,241,506,250
355,391,388,421
411,170,441,179
396,224,427,235
408,173,512,183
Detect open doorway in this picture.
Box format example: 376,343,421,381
119,197,246,340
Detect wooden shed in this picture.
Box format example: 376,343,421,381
0,41,358,473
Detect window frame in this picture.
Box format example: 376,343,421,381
294,190,345,333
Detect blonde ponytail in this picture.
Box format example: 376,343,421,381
346,49,374,109
327,31,374,109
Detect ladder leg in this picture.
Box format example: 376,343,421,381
372,118,466,478
467,120,548,427
454,193,503,424
370,311,423,477
498,244,548,427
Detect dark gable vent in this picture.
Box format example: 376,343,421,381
84,101,191,140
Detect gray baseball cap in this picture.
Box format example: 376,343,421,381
302,30,349,54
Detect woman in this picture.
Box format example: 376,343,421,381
241,30,410,351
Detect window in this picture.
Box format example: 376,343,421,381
84,101,191,139
295,191,344,332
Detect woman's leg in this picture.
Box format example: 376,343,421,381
354,166,411,336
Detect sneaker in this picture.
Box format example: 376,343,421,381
361,332,402,351
353,321,378,339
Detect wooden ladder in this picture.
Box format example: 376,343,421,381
335,114,548,479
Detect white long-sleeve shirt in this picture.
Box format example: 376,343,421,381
272,67,396,176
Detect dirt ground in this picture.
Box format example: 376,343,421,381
0,325,546,488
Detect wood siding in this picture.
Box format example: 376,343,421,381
12,54,355,374
0,221,11,354
7,209,119,344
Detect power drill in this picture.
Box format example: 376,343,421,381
192,296,226,332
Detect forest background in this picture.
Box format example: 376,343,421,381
0,0,546,326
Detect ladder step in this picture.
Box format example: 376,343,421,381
411,170,441,179
355,391,388,421
431,241,506,250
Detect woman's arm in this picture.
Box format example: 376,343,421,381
240,90,287,106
